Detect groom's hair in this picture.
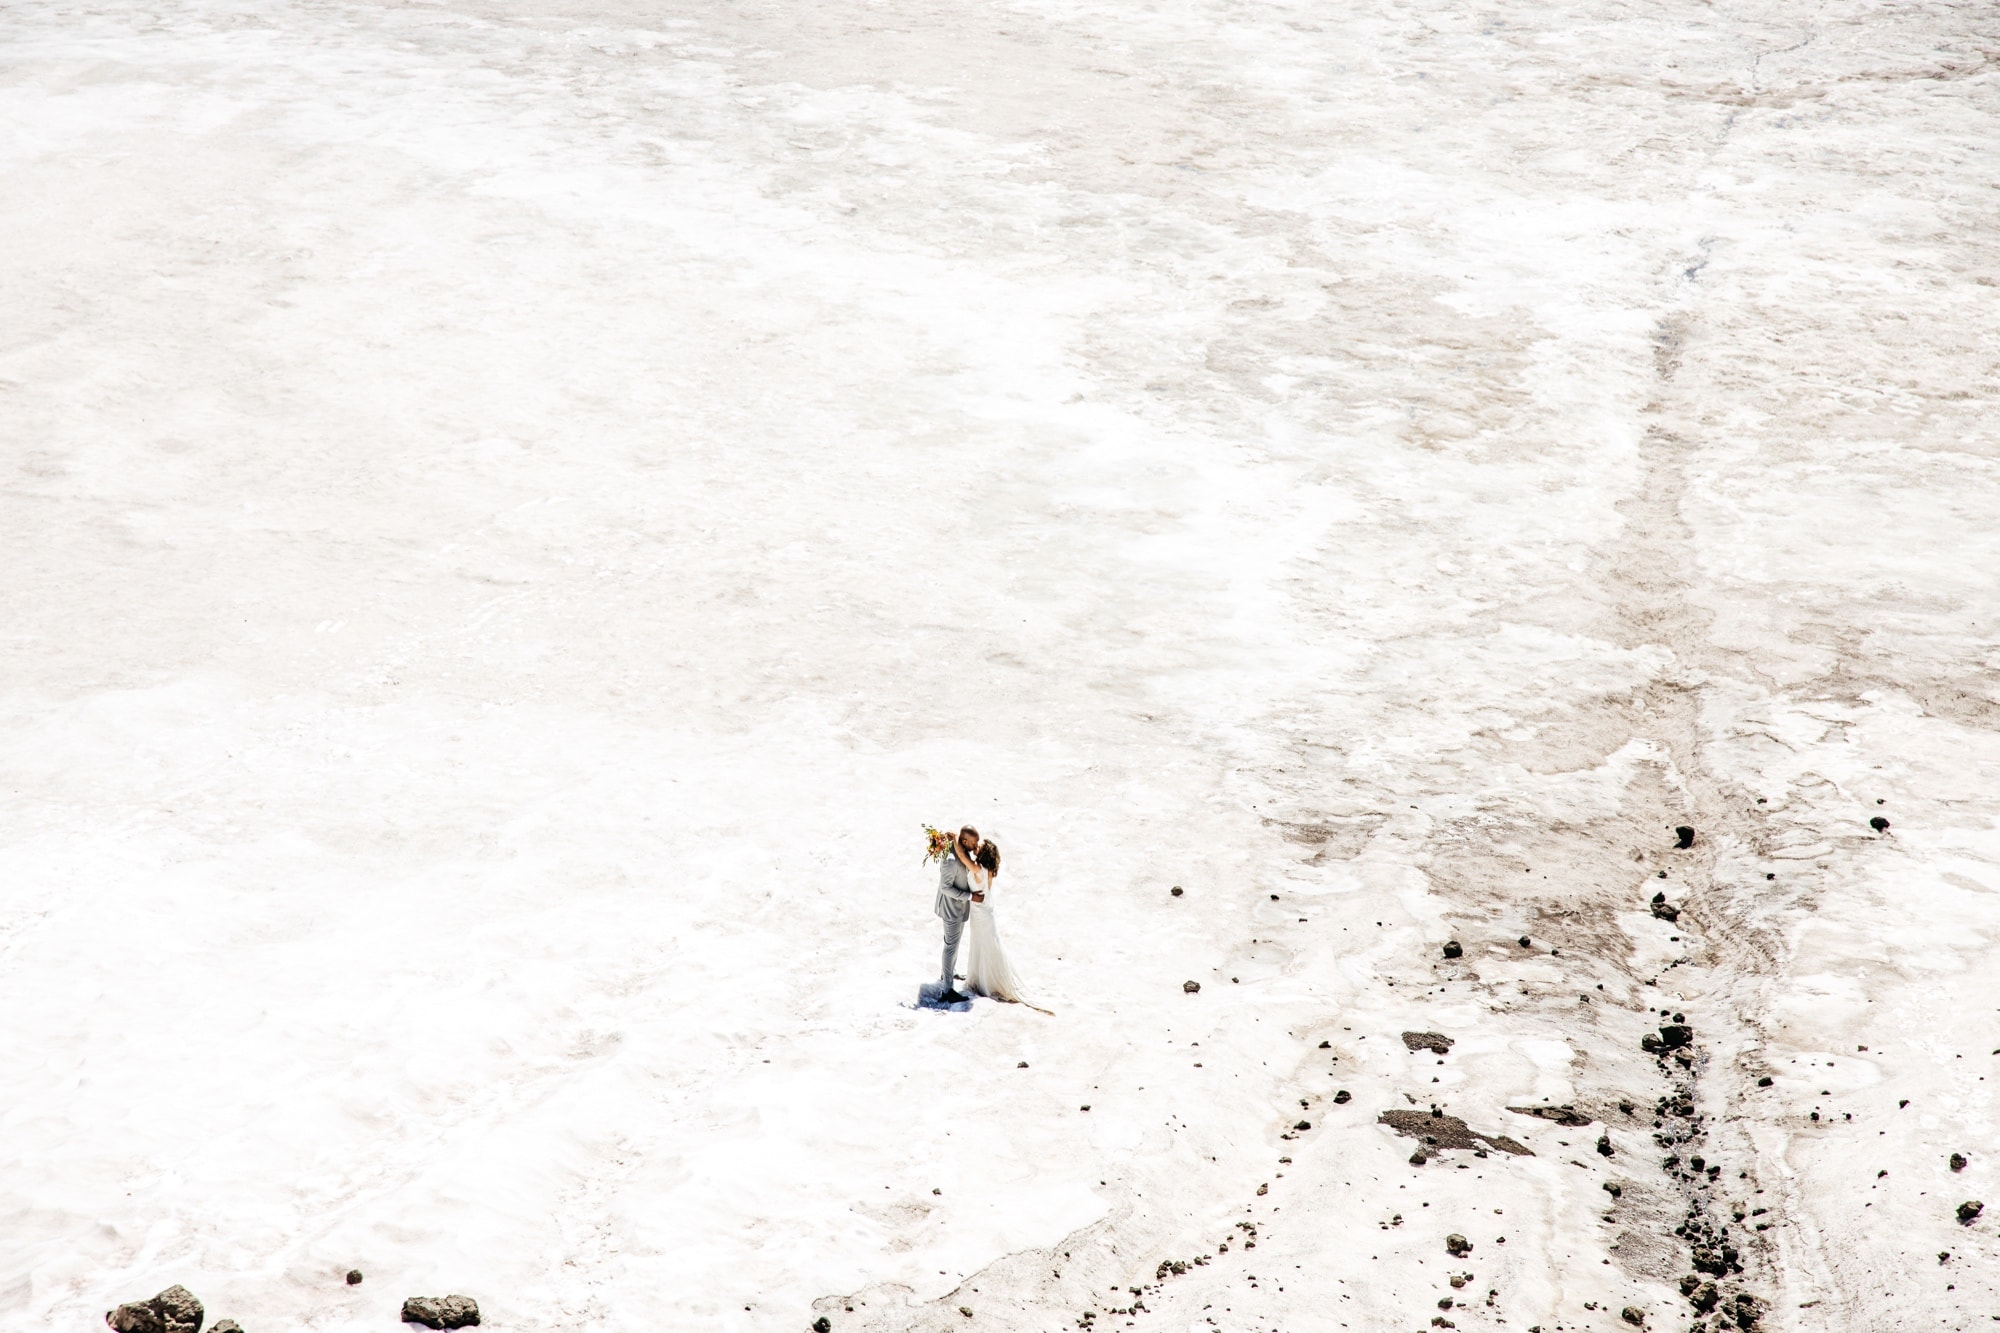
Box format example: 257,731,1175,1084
959,825,979,841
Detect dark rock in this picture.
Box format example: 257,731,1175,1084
1402,1031,1455,1055
1675,826,1695,849
1957,1201,1983,1225
401,1296,480,1329
1170,886,1184,896
1183,980,1200,994
1952,1153,1968,1171
1442,940,1463,959
1597,1134,1614,1157
1445,1234,1472,1257
1756,1076,1772,1087
1870,817,1890,832
110,1286,204,1333
1294,1120,1311,1131
1687,1281,1718,1314
1319,1040,1331,1049
1333,1090,1351,1104
1650,900,1680,922
347,1271,363,1285
1439,1298,1454,1309
1602,1181,1622,1197
1410,1148,1428,1165
211,1323,242,1333
1518,936,1531,947
1623,1306,1646,1325
814,1320,832,1333
1508,1105,1591,1126
1651,1024,1693,1051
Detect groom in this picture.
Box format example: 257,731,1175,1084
934,824,986,1004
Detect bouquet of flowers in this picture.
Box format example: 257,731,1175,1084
923,824,955,864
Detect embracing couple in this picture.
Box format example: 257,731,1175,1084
932,825,1030,1007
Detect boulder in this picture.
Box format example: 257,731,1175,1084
1182,980,1200,994
401,1296,480,1329
109,1286,204,1333
1441,941,1463,959
1957,1201,1983,1226
1675,826,1695,849
1445,1234,1472,1257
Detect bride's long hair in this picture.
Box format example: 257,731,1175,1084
976,840,1001,876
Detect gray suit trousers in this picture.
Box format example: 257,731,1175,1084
940,916,965,987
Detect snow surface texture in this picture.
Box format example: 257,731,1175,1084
3,0,1998,1331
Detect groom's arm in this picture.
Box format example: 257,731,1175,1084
938,855,973,902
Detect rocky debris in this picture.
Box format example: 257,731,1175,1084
1951,1152,1968,1171
1680,1275,1718,1313
1445,1234,1473,1257
1642,1023,1692,1054
1517,935,1531,947
1597,1133,1615,1157
1957,1201,1983,1225
1441,940,1463,959
1507,1104,1590,1126
1170,886,1184,896
346,1271,363,1285
210,1324,242,1333
1755,1076,1772,1087
814,1319,832,1333
1650,893,1679,922
1380,1109,1531,1156
1293,1120,1312,1131
1870,816,1890,833
108,1285,204,1333
1623,1306,1645,1325
1182,980,1200,994
401,1296,480,1329
1403,1031,1455,1055
1333,1090,1351,1104
1318,1040,1331,1049
1731,1292,1765,1330
1675,826,1696,849
959,1306,974,1318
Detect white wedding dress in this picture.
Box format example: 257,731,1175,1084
962,866,1027,1003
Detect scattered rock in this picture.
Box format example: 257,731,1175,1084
1170,886,1184,897
1602,1181,1622,1197
814,1320,832,1333
1333,1090,1351,1104
1518,936,1531,947
959,1306,973,1318
1380,1110,1531,1157
1017,1061,1028,1068
1756,1076,1773,1087
347,1271,363,1286
1439,1297,1454,1309
1508,1105,1590,1127
1642,1024,1693,1054
1675,826,1695,849
1410,1148,1428,1165
109,1286,204,1333
1957,1201,1983,1226
1319,1040,1331,1049
1403,1031,1455,1055
212,1323,243,1333
1622,1306,1646,1325
1445,1234,1473,1257
1952,1153,1968,1171
1183,980,1200,994
1294,1120,1312,1131
1441,940,1463,959
1596,1134,1614,1157
1650,895,1680,923
1870,817,1890,833
401,1296,480,1329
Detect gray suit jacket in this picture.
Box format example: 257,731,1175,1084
935,848,973,922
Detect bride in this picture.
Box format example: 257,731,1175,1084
952,838,1042,1009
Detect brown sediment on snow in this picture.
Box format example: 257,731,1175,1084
1378,1110,1533,1157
